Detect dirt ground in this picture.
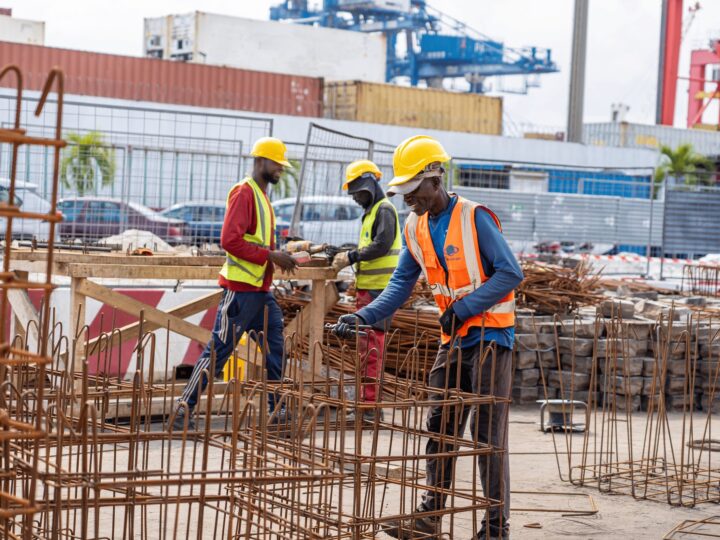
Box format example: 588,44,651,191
500,406,719,540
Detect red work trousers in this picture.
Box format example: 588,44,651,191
356,290,385,402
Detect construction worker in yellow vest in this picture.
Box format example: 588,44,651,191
332,136,523,539
171,136,297,432
332,159,400,423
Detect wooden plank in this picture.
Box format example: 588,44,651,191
10,250,338,280
308,279,329,378
284,281,338,339
68,264,220,280
7,287,39,346
61,290,223,362
76,279,211,344
10,249,226,267
70,277,86,375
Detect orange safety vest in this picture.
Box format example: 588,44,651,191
404,195,516,345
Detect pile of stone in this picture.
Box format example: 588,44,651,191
512,297,720,413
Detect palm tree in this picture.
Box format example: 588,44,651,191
654,143,715,196
60,131,116,196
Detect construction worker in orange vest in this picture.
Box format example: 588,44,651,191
332,135,523,540
332,159,401,423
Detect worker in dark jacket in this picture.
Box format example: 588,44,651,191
333,136,523,539
332,160,400,422
171,137,297,432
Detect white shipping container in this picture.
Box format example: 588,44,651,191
0,14,44,45
584,122,720,157
143,12,387,83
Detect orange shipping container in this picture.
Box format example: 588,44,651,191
324,81,502,135
0,41,323,117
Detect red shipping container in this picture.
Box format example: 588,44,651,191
0,41,323,117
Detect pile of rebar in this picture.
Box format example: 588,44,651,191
516,260,604,315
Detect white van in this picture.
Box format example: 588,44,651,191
0,178,57,241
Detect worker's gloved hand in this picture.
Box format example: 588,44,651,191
332,313,365,339
439,305,464,336
332,250,353,272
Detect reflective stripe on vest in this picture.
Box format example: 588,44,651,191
219,177,274,287
404,195,516,344
356,199,401,290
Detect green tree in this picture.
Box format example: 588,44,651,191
60,131,116,196
654,143,715,196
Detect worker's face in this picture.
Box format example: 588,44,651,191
351,190,372,208
261,158,284,185
403,177,440,216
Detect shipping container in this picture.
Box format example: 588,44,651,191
583,122,720,157
324,81,503,135
0,14,44,45
143,12,386,83
0,41,323,117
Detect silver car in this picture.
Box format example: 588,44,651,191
0,179,58,241
272,195,364,247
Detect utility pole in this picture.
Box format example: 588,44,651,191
566,0,589,143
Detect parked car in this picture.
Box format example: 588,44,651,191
160,201,225,245
272,196,363,246
57,197,187,245
0,178,59,241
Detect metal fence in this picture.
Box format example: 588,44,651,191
285,123,401,247
5,103,718,267
451,157,658,255
662,184,720,257
0,93,272,247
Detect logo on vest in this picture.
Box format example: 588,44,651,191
445,244,460,260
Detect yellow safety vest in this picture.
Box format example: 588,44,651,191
219,177,274,287
356,199,401,290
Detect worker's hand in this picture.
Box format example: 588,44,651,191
268,250,298,274
332,313,365,339
439,305,464,336
331,251,352,272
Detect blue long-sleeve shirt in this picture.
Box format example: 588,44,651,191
356,195,524,349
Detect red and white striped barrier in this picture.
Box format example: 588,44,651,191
10,288,220,381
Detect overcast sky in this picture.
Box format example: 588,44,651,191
4,0,719,131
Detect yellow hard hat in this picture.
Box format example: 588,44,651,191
250,136,291,167
388,135,451,188
342,159,382,190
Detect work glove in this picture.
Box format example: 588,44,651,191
332,313,366,339
332,251,353,272
439,305,464,336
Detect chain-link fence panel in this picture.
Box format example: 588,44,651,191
662,184,720,258
0,93,272,247
288,123,375,247
451,158,659,255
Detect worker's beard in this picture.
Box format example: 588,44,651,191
264,170,281,185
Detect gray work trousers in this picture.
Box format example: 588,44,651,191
420,342,512,537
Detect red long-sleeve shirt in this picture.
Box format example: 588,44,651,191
218,181,275,292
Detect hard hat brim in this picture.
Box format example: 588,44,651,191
388,170,420,187
387,176,425,197
251,152,291,168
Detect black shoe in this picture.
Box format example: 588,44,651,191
170,406,196,432
381,510,441,539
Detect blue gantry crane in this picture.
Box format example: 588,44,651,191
269,0,558,93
